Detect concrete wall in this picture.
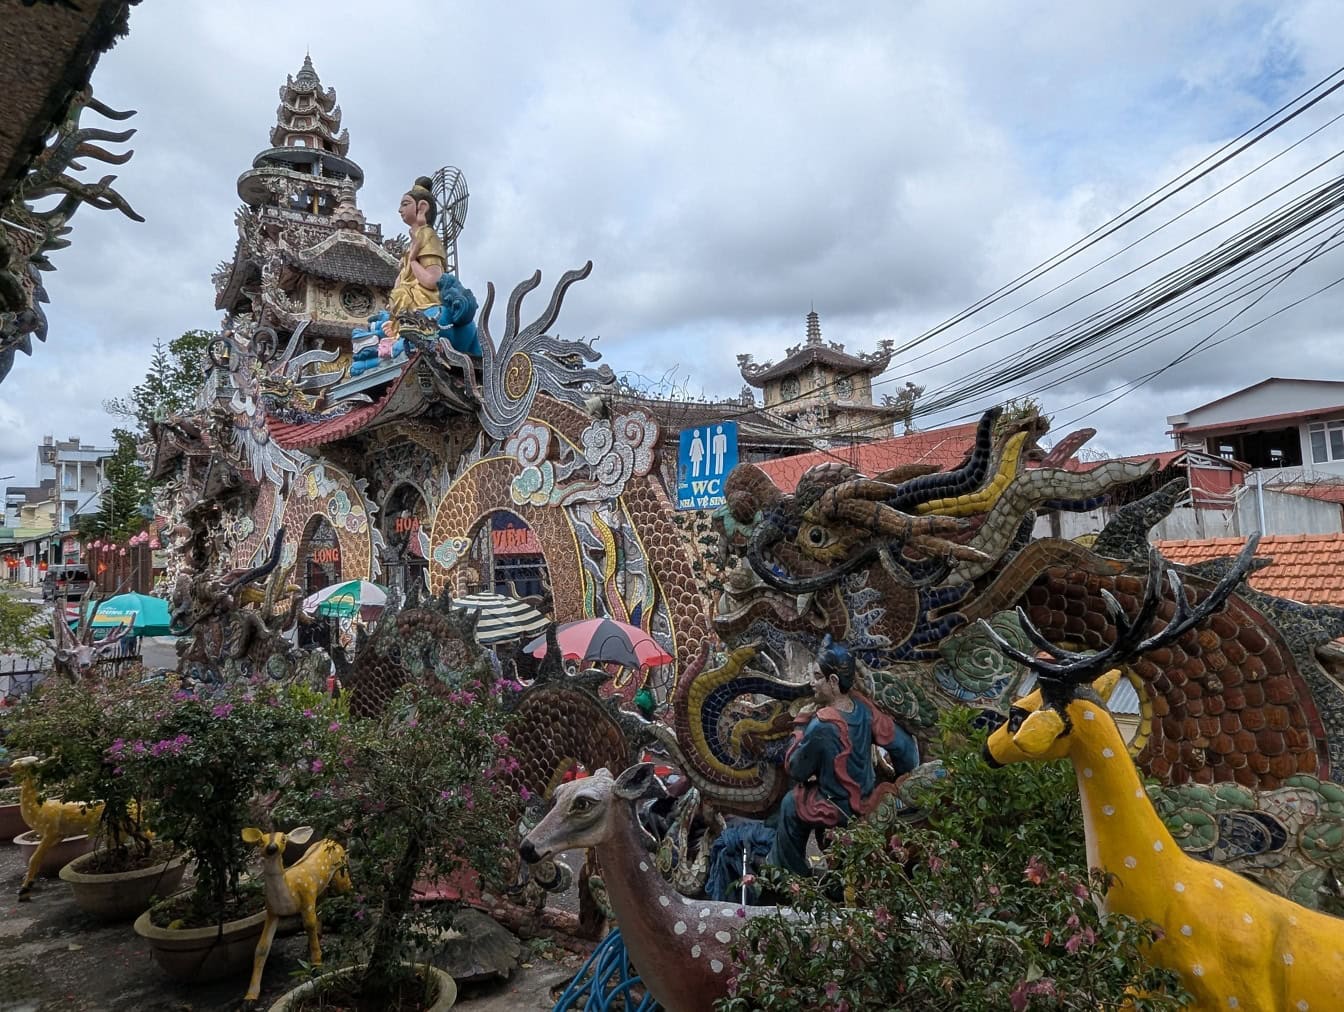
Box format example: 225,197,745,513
1170,380,1344,430
1235,487,1342,535
1149,507,1239,541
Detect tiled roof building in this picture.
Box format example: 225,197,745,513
1157,533,1344,606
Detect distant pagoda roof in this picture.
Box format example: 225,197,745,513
610,394,813,451
270,55,349,156
284,231,398,288
739,310,893,387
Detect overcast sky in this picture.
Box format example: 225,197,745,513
5,0,1344,493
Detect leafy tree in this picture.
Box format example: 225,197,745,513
91,329,211,538
0,588,45,659
80,428,151,541
104,329,213,435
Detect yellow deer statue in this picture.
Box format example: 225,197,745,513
981,536,1344,1011
240,826,351,1004
11,755,104,900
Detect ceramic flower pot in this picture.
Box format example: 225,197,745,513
133,892,269,983
0,800,25,842
13,829,94,876
266,963,457,1011
59,849,187,921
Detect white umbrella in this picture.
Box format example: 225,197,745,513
451,592,549,645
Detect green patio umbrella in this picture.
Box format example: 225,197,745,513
76,593,175,637
301,580,389,620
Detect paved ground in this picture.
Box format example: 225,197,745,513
0,844,581,1012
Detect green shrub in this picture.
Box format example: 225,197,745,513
6,670,176,856
719,710,1189,1011
305,678,519,1006
116,678,335,924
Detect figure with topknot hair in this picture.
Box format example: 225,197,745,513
350,177,451,374
389,175,447,317
766,635,920,876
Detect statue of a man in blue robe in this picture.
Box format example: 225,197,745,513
767,636,919,876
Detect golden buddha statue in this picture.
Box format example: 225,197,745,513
388,175,447,318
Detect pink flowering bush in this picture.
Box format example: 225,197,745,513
6,669,177,860
116,678,335,925
304,677,520,1006
719,711,1189,1011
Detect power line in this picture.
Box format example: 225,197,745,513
884,63,1344,362
1019,209,1344,398
910,174,1344,418
1053,227,1344,431
887,138,1344,381
670,66,1344,454
709,95,1344,435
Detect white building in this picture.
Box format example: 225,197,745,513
35,435,113,531
1167,378,1344,477
1165,378,1344,537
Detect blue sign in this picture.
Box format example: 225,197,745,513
676,421,739,510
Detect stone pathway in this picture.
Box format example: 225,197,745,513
0,845,580,1011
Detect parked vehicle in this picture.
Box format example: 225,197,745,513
41,565,93,602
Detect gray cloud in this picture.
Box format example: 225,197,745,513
5,0,1344,494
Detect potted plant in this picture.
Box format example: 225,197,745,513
5,670,183,912
267,675,519,1011
0,589,43,841
125,678,335,982
0,726,23,841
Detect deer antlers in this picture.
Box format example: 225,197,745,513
979,534,1260,687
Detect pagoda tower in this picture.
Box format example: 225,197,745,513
736,310,898,439
212,56,399,356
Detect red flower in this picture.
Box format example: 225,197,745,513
1023,855,1048,885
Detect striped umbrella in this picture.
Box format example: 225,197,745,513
302,580,388,620
451,592,550,646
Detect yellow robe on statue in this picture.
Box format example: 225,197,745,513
388,224,446,316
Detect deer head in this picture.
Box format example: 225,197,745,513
241,825,313,859
52,587,130,677
981,536,1259,765
519,764,663,863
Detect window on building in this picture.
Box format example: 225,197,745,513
1308,420,1344,463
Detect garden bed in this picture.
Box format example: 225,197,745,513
78,840,175,875
0,843,579,1010
145,879,266,929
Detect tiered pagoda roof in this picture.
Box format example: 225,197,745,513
214,56,395,333
739,310,893,387
269,55,349,156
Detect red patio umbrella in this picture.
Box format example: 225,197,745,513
524,618,673,668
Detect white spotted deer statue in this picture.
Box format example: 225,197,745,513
980,535,1344,1011
520,765,781,1012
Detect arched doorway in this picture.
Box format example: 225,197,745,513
467,510,550,602
299,514,343,597
381,483,430,598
